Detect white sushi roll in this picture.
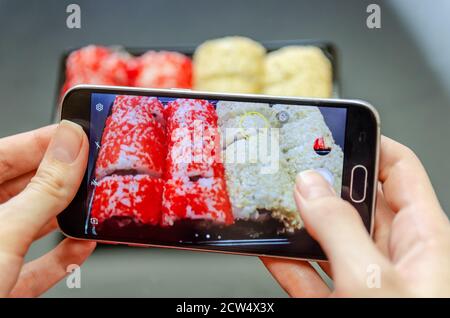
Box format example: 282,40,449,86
264,46,333,98
194,36,265,93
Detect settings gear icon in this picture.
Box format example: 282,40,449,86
95,103,104,112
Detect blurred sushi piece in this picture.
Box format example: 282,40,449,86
61,46,193,97
263,46,333,98
62,45,132,96
95,96,166,179
133,51,193,89
162,177,233,226
90,175,164,226
194,36,265,93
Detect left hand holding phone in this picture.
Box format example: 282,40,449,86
0,121,96,297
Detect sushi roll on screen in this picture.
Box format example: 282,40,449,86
92,95,167,228
217,101,343,232
162,99,233,226
90,175,164,226
95,96,167,180
272,104,344,192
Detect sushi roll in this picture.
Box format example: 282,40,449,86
162,177,233,226
273,104,344,193
133,51,193,89
90,175,164,226
194,36,265,93
165,99,222,179
95,96,166,179
165,122,223,179
216,101,277,148
223,132,302,231
62,45,132,95
96,122,166,179
263,46,333,98
162,98,233,225
109,95,165,127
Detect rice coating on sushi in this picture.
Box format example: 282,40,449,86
218,102,343,231
194,36,265,79
223,134,301,230
263,46,333,98
274,104,344,193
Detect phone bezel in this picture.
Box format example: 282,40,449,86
58,85,380,261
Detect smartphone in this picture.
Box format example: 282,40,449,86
58,85,380,261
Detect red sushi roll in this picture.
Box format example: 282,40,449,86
96,121,166,179
162,98,232,225
62,45,131,95
95,96,166,179
162,177,233,226
133,51,193,89
165,99,217,133
90,175,164,226
164,99,223,179
165,122,223,179
109,95,165,127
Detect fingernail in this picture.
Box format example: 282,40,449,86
296,170,336,200
47,120,84,163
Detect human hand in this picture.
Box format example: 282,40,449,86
0,121,96,297
261,136,450,297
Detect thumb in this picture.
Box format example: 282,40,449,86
294,170,387,284
1,120,88,253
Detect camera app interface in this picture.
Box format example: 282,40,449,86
87,94,346,252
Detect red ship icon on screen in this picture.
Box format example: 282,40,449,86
313,137,332,156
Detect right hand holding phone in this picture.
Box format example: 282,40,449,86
261,136,450,297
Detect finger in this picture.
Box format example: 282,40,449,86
9,239,96,298
0,170,36,204
295,170,389,284
0,125,56,184
379,136,444,218
0,120,88,257
260,257,330,297
374,185,395,257
34,218,58,241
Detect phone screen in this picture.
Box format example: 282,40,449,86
83,92,348,257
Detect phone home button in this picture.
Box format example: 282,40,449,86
350,165,368,203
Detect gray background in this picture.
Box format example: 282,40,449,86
0,0,449,297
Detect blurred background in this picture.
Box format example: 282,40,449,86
0,0,449,297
